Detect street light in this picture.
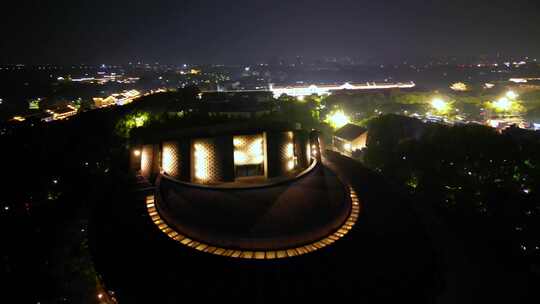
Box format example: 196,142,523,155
326,110,350,129
431,98,450,114
506,90,518,99
493,97,512,111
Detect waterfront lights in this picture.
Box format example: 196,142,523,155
233,135,264,166
133,149,141,157
325,110,350,129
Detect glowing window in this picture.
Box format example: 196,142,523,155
234,134,265,178
141,145,153,178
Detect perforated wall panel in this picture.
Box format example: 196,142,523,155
192,139,223,184
162,141,180,178
141,144,154,178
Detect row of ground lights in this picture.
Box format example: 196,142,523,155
145,185,360,259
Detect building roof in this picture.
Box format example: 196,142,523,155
334,124,367,141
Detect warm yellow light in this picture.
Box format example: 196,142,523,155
234,151,248,164
287,160,295,170
194,143,209,181
326,110,350,129
133,150,141,157
450,82,468,91
162,143,178,176
286,143,294,158
431,98,449,113
506,90,518,99
344,143,352,151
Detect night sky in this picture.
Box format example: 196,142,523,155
2,0,540,64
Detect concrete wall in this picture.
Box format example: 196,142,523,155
266,131,295,178
141,145,153,179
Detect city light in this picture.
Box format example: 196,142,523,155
431,98,451,114
450,82,468,91
270,82,416,98
325,110,350,129
287,160,295,170
233,135,264,165
133,150,141,157
133,114,148,127
194,143,210,181
506,90,518,99
493,97,512,111
141,146,153,178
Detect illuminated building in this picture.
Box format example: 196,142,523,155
450,82,468,91
132,122,361,260
133,122,313,184
93,96,117,108
45,105,78,121
269,81,416,98
28,98,41,110
333,124,368,157
93,90,141,108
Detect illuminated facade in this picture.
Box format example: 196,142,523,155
270,81,416,98
133,125,314,185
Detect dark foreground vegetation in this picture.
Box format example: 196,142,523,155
2,88,539,303
365,114,540,282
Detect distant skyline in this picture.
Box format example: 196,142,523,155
2,0,540,64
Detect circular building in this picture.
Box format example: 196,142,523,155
130,122,359,259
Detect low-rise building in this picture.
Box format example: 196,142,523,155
333,123,368,157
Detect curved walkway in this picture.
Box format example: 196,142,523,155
146,164,360,259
